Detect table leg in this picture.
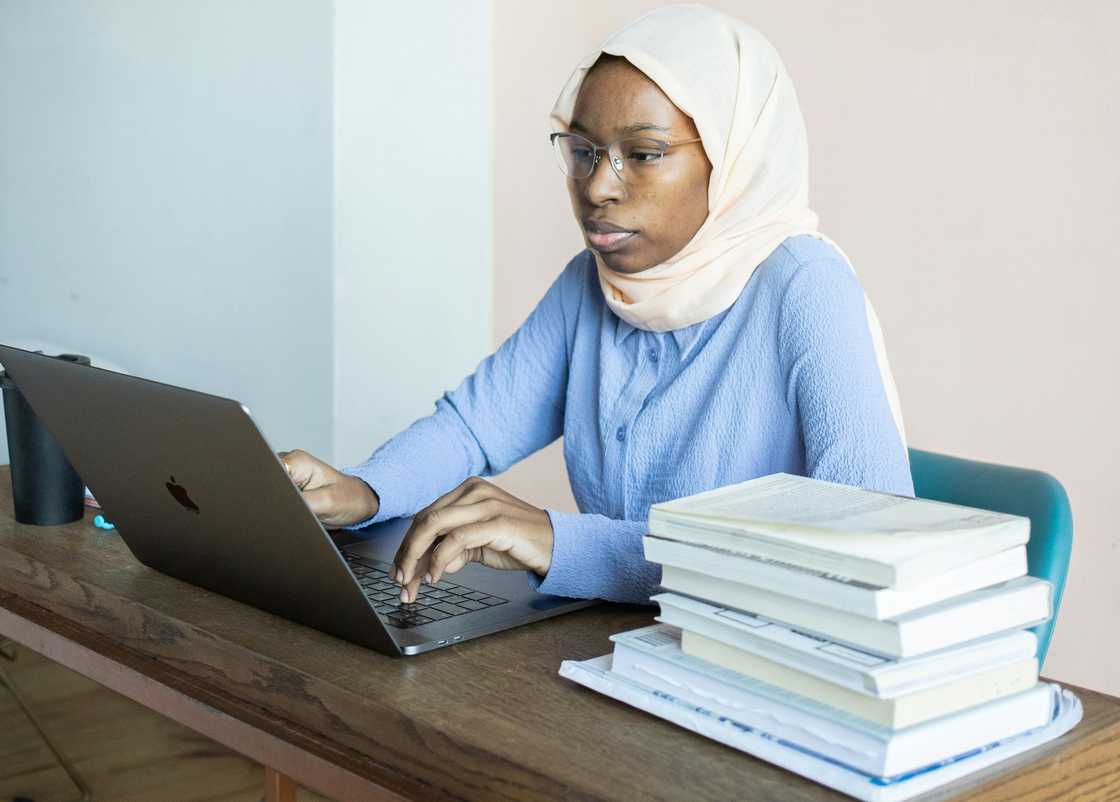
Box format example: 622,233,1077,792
264,766,298,802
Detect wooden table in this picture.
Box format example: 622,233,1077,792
0,464,1117,802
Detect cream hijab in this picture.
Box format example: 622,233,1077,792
549,3,908,448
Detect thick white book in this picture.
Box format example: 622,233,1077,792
649,473,1029,587
681,629,1038,729
559,628,1082,801
644,535,1027,619
607,626,1054,777
653,592,1039,697
659,568,1050,658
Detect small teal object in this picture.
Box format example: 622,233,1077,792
93,514,115,530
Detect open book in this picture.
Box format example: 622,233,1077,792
649,473,1029,587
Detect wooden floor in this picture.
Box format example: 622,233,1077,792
0,642,332,802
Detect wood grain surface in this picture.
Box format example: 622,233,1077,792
0,465,1117,801
0,642,333,802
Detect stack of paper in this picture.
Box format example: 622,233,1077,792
560,473,1082,801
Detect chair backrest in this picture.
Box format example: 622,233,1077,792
908,448,1073,667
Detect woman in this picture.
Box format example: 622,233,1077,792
279,5,914,606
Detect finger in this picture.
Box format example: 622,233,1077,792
300,485,335,518
393,499,498,584
428,518,514,584
437,549,475,578
285,450,328,491
394,500,491,584
400,550,433,603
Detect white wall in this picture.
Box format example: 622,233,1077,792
0,0,495,474
492,1,1120,695
332,0,493,469
0,0,335,462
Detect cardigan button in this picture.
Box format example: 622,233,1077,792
616,426,626,442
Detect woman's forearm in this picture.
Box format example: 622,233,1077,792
339,395,485,529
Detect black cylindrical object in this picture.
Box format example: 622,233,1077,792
0,353,90,525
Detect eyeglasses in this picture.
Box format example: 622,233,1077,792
549,131,702,182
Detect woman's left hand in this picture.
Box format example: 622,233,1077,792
392,477,554,603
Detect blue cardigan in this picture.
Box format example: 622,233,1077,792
341,235,914,603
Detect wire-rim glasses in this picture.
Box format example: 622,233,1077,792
549,131,702,181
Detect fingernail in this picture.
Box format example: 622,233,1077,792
423,573,431,585
399,588,408,603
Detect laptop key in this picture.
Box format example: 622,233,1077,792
423,608,451,621
458,599,486,611
387,608,432,628
480,596,507,606
434,602,468,616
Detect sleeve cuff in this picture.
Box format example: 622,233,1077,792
528,508,658,604
527,508,592,597
339,460,412,529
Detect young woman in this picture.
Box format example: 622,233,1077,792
279,5,914,606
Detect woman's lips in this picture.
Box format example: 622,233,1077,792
586,230,636,252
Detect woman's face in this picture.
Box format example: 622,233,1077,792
566,55,712,274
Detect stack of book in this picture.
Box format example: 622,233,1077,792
560,473,1082,802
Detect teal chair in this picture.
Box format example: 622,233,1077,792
908,448,1073,669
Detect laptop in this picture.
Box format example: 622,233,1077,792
0,344,596,655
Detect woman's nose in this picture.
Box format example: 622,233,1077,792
583,152,627,204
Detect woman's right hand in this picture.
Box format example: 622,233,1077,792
276,449,379,528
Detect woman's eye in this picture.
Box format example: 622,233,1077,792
572,148,593,159
630,151,660,163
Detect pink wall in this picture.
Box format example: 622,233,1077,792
492,1,1120,695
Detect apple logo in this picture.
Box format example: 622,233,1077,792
165,475,200,514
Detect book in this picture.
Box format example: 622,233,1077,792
649,473,1029,587
653,592,1039,696
607,625,1054,778
560,629,1082,801
659,569,1050,658
644,535,1027,619
680,629,1037,728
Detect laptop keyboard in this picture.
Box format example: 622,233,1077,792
344,553,509,629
